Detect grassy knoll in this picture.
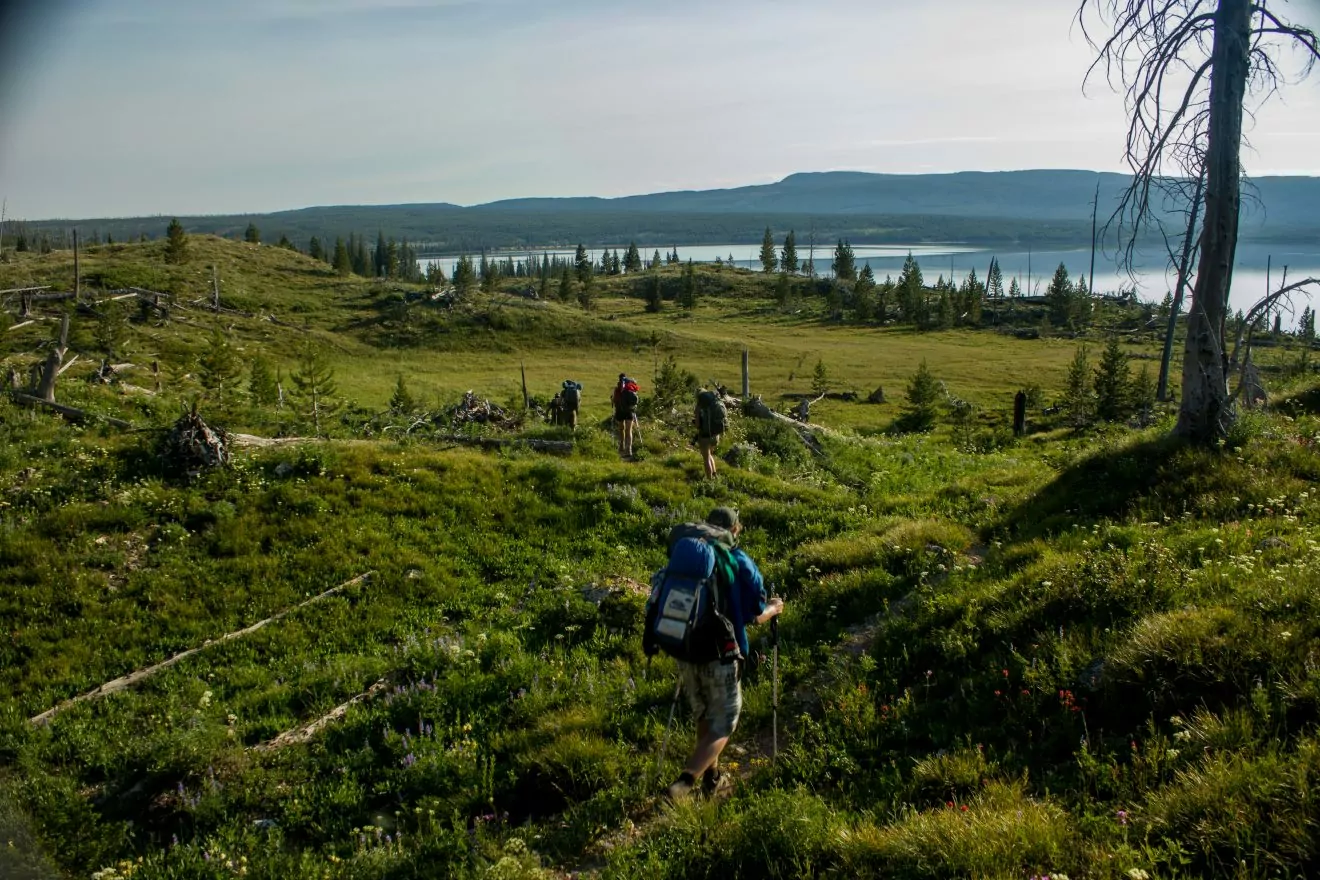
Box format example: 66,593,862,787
2,238,1320,879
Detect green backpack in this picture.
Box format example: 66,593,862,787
697,390,728,436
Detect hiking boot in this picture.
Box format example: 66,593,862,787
702,767,732,798
665,772,697,802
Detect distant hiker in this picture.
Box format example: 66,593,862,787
612,373,640,457
643,507,783,801
695,387,728,479
560,379,582,429
548,392,563,426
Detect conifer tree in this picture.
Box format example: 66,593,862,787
645,274,663,313
668,247,680,265
578,273,595,310
332,238,352,276
678,260,697,309
164,218,188,264
558,268,573,303
832,239,856,281
987,257,1004,299
897,252,924,325
781,231,798,275
1046,263,1074,328
1062,344,1094,429
854,264,877,322
624,242,642,273
308,236,324,261
903,360,941,431
652,249,662,270
290,344,340,435
1130,363,1157,427
198,330,241,404
390,374,416,413
574,244,591,282
811,358,830,396
1009,277,1022,298
1094,336,1133,422
244,223,261,244
453,255,476,293
375,230,389,277
759,227,777,273
249,356,278,406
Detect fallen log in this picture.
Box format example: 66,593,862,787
29,572,375,726
229,433,315,448
5,319,39,332
733,393,828,456
436,433,573,453
251,678,390,752
10,391,133,429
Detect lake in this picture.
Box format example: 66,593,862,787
421,240,1320,317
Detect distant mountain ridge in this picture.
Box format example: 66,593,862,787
18,169,1320,249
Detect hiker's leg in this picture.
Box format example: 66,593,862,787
683,719,728,778
682,662,739,777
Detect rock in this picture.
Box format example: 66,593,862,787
867,386,886,404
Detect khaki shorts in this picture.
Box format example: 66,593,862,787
697,435,720,451
679,659,742,738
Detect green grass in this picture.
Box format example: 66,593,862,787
4,236,1320,879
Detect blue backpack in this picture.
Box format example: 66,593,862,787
643,524,741,664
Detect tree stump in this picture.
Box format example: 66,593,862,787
162,408,230,478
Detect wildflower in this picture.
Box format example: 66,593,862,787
1116,809,1128,826
1127,870,1150,880
959,804,968,812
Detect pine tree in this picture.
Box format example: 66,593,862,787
960,268,984,327
577,273,595,310
244,223,261,244
651,249,662,270
308,236,324,261
668,247,680,265
1009,277,1022,298
93,303,128,359
831,239,856,281
290,344,340,435
277,234,296,250
249,357,278,406
854,265,877,322
1094,336,1133,423
811,358,830,396
1046,263,1074,328
624,242,642,273
775,273,793,310
678,260,697,309
1131,363,1157,427
390,374,416,413
645,274,663,313
373,231,389,277
987,257,1004,299
574,244,591,282
781,231,798,275
897,252,924,325
164,218,188,264
332,238,352,276
1062,344,1094,429
352,235,370,276
759,227,778,273
453,255,476,293
903,360,941,432
558,268,573,303
198,330,241,404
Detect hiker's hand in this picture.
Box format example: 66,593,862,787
759,598,783,622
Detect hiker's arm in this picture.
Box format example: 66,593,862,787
753,597,783,625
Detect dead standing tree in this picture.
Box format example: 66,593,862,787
1079,0,1319,444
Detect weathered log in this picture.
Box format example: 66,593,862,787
5,319,39,332
34,315,69,402
229,433,314,448
251,678,390,752
734,394,828,455
29,572,375,726
10,391,133,428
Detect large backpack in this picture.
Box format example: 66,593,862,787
696,390,728,436
619,382,640,411
561,382,580,411
643,523,741,664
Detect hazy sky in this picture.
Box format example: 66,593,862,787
2,0,1319,219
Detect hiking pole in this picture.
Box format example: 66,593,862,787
655,675,683,785
771,615,780,763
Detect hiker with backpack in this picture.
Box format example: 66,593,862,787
695,388,728,479
612,373,640,458
560,379,582,429
643,507,784,801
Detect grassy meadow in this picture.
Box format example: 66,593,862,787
2,237,1320,879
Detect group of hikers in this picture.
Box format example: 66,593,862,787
541,376,782,801
545,373,728,475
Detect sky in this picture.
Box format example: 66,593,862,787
1,0,1319,219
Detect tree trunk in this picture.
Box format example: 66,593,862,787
35,315,70,403
1175,0,1250,444
1158,172,1204,401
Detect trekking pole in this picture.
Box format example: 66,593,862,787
771,615,780,762
655,675,683,785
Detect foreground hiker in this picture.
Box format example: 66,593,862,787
560,379,582,429
612,373,640,457
694,387,728,479
643,507,783,800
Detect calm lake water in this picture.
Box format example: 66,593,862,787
421,240,1320,317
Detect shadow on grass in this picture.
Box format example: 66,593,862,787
998,434,1190,539
1274,384,1320,416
